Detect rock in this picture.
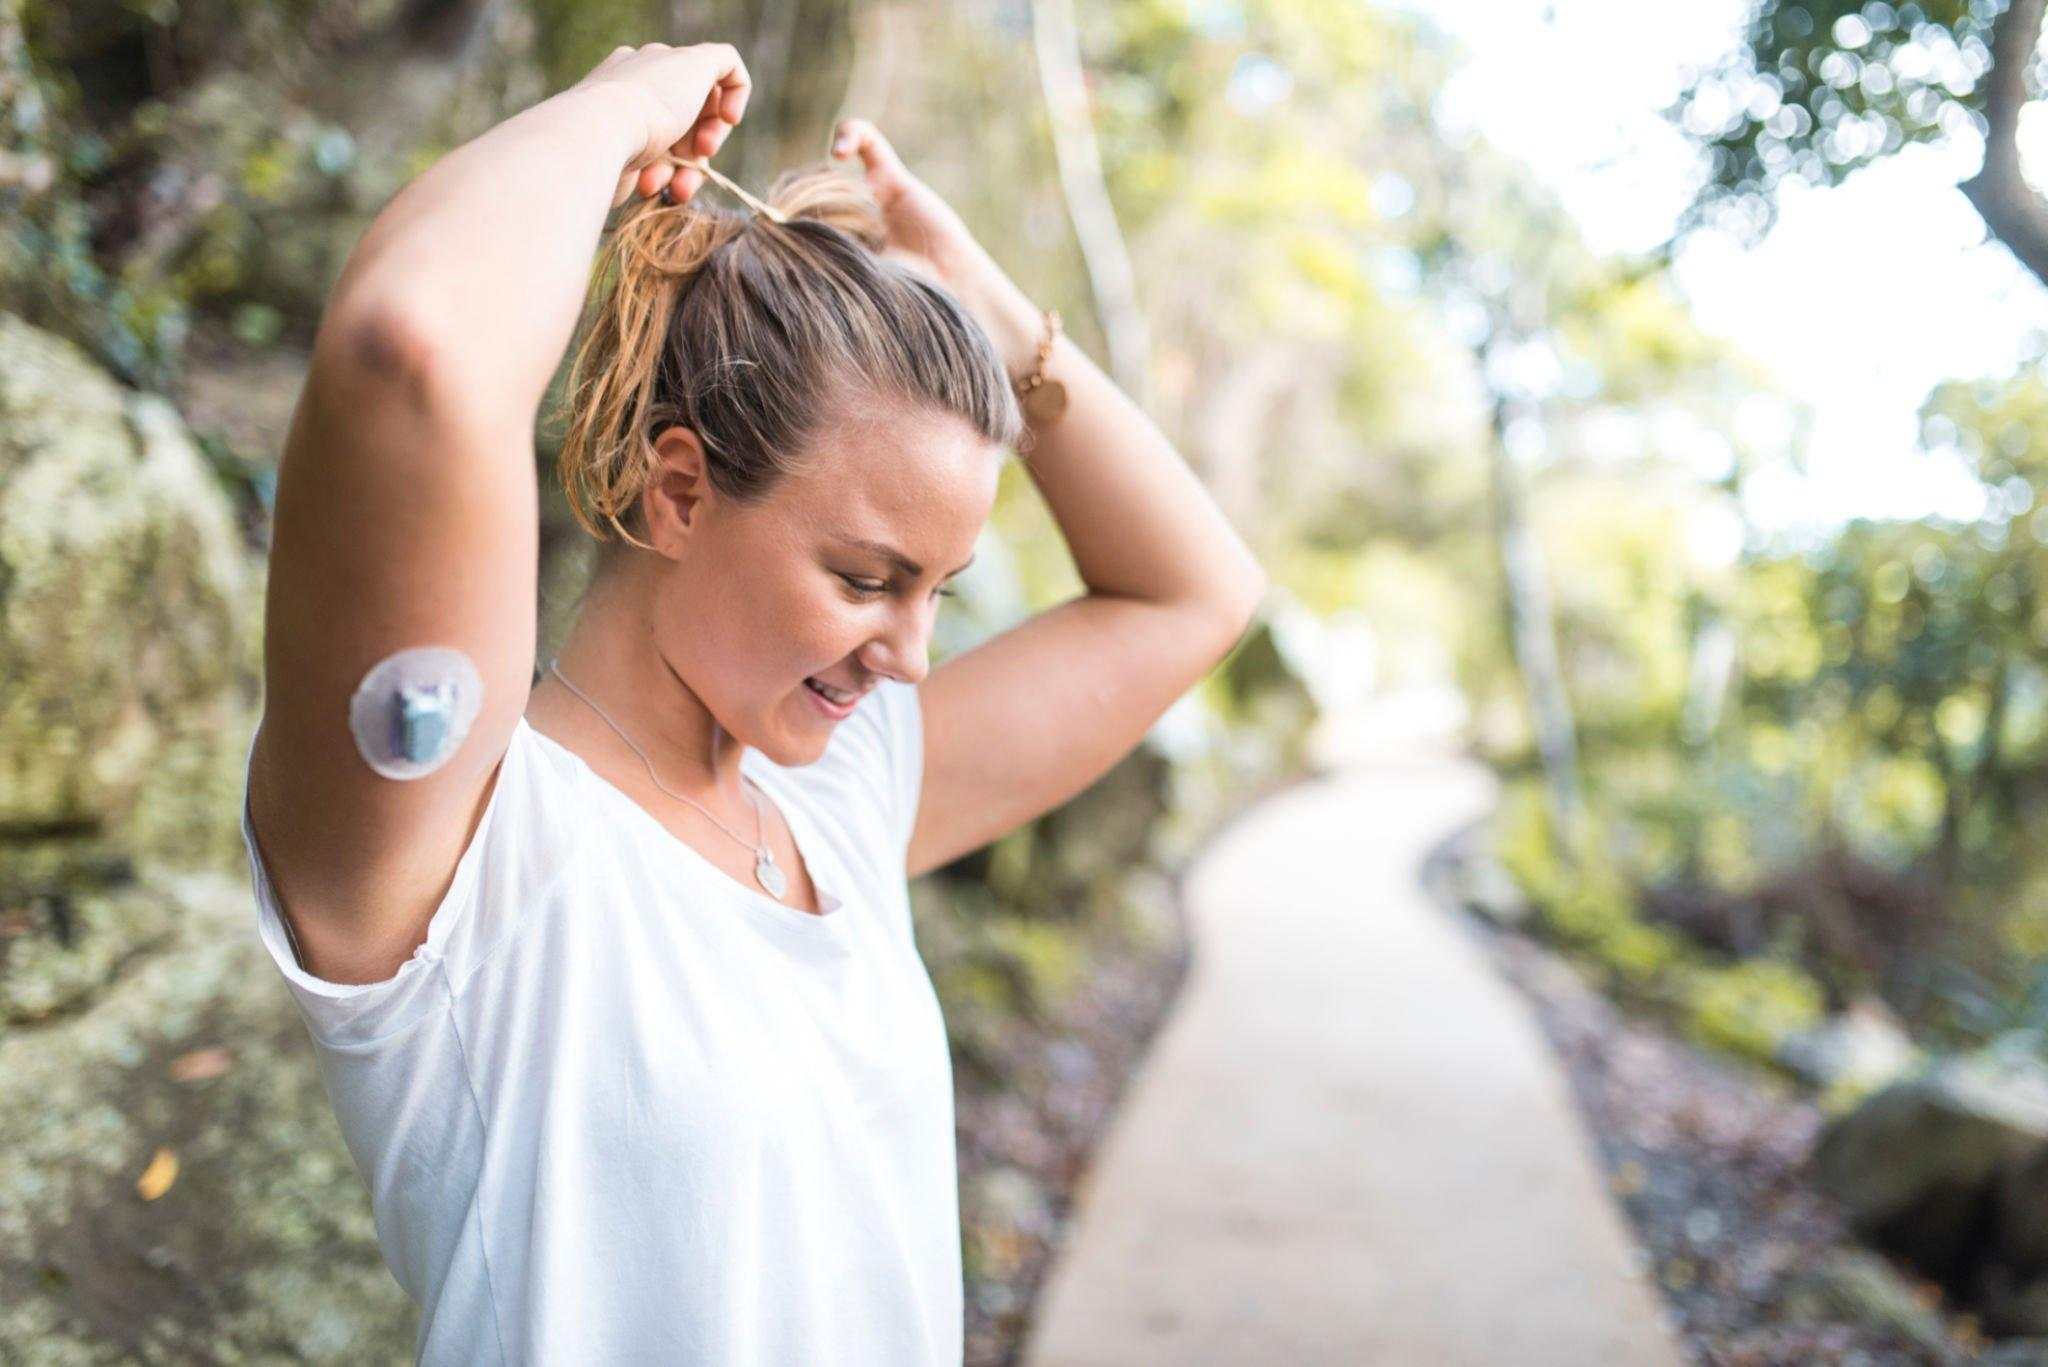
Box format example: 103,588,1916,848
1980,1340,2048,1366
1982,1129,2048,1335
1994,1141,2048,1274
1212,616,1320,778
0,313,259,870
4,0,545,387
1776,994,1919,1097
1034,746,1173,903
1984,1264,2048,1339
1771,1248,1961,1362
1451,854,1532,927
1810,1052,2048,1284
0,313,261,1035
0,871,414,1360
1,877,178,1026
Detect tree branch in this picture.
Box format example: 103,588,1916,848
1958,0,2048,287
1030,0,1153,408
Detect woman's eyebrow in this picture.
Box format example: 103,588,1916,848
836,536,976,578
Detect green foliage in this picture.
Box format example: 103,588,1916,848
1086,0,1468,565
1450,327,2048,1050
1666,0,1995,245
1495,781,1683,985
529,0,666,92
1496,774,1835,1069
1681,956,1828,1064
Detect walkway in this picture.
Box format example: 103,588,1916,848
1020,691,1684,1366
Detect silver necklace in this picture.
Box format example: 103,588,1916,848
547,656,789,901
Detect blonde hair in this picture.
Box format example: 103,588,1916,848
555,162,1024,556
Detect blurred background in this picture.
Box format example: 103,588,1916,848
7,0,2048,1361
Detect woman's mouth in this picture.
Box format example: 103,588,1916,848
803,676,859,720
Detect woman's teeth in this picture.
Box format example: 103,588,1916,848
806,678,854,704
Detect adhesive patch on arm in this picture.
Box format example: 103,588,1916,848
347,645,485,780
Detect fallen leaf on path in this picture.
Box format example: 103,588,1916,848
136,1148,179,1200
169,1047,233,1082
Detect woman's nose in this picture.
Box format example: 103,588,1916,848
862,609,933,686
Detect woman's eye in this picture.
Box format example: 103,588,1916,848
839,574,955,600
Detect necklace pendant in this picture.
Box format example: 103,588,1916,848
754,848,788,900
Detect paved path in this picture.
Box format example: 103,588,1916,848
1020,693,1685,1366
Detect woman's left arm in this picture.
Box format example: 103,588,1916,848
959,261,1269,624
902,190,1269,880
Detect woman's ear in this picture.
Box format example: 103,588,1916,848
641,425,714,558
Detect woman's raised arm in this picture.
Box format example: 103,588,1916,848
249,48,746,986
333,44,750,421
821,120,1269,880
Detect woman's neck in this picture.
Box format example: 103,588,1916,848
533,563,752,809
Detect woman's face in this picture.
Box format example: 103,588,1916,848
645,406,1004,764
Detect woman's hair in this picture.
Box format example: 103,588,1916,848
555,162,1025,559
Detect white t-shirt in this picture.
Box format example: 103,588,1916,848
239,679,962,1366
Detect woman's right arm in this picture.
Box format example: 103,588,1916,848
250,49,746,986
337,44,750,413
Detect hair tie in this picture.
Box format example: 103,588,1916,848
677,156,788,224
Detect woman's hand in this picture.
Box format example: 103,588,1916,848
569,42,753,210
826,119,995,294
828,118,1040,377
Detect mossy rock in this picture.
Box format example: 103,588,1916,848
1208,615,1319,778
0,313,259,870
0,876,178,1027
1029,745,1174,904
1771,1248,1957,1360
4,0,546,381
0,871,413,1361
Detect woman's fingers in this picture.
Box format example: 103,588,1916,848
626,159,704,205
622,44,744,207
648,47,744,183
828,117,904,178
694,44,751,146
578,41,749,183
690,83,733,160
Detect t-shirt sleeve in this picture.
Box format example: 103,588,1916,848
797,677,926,869
238,717,553,1048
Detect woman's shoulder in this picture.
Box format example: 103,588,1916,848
486,713,601,872
242,713,596,1043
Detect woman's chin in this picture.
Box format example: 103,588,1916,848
757,698,835,765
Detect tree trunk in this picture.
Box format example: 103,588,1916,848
1485,388,1585,859
1029,0,1152,407
1958,0,2048,289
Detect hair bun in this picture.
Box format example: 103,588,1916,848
760,163,886,251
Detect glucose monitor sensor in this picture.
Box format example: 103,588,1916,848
347,645,484,780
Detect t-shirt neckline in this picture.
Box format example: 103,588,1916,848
518,716,847,930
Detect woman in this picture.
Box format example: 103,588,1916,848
241,40,1265,1366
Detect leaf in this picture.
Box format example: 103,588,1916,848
168,1047,233,1083
136,1148,179,1201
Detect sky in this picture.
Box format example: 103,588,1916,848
1390,0,2048,537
